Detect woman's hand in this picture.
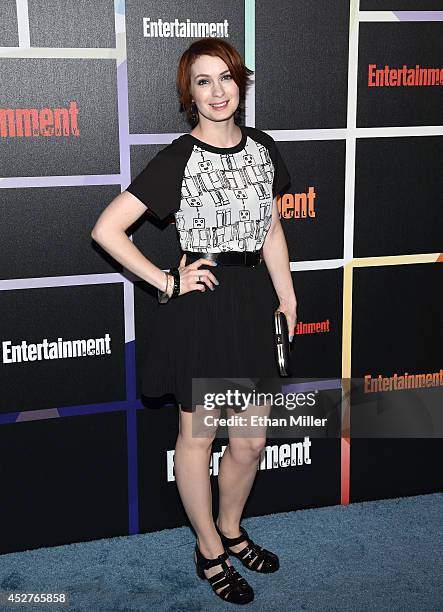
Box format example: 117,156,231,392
176,253,219,296
276,301,297,344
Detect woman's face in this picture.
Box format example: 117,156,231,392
189,54,240,123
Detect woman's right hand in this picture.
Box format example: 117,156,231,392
175,253,219,296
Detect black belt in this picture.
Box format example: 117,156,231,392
182,250,262,267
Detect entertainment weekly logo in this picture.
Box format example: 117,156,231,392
142,17,229,38
0,101,79,138
364,369,443,392
166,439,312,481
277,189,316,220
2,334,112,363
368,63,443,87
295,319,330,336
269,316,331,338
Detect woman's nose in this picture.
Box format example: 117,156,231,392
212,83,225,96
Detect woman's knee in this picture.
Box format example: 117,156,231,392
177,413,218,450
228,437,267,460
179,437,214,456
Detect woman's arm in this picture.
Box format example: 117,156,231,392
90,190,168,292
262,197,298,339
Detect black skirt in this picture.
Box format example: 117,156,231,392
140,258,282,412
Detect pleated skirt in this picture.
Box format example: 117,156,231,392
140,258,282,412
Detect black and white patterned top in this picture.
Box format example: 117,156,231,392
126,125,291,253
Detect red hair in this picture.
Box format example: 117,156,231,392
177,37,254,126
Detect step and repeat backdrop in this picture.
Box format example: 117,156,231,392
1,1,442,554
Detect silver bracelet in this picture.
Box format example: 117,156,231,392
158,272,173,304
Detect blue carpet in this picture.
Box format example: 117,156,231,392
0,493,441,611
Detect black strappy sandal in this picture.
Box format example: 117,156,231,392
194,542,254,604
215,523,280,573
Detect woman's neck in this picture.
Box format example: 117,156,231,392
190,122,242,148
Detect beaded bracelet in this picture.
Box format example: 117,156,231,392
169,267,180,298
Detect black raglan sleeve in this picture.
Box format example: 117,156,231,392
125,139,186,221
269,138,291,198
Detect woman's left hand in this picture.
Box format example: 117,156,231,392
276,302,297,344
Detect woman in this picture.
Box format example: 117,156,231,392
91,37,297,605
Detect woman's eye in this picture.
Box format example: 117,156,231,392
197,75,232,86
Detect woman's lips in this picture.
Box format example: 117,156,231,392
210,100,229,110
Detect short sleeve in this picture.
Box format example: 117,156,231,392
270,139,291,198
125,142,184,221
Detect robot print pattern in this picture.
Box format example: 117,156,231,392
175,136,275,253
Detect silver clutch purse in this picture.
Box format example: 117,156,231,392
273,311,293,377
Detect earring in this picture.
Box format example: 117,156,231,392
191,101,198,123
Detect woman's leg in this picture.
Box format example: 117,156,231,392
174,404,236,588
216,401,272,570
